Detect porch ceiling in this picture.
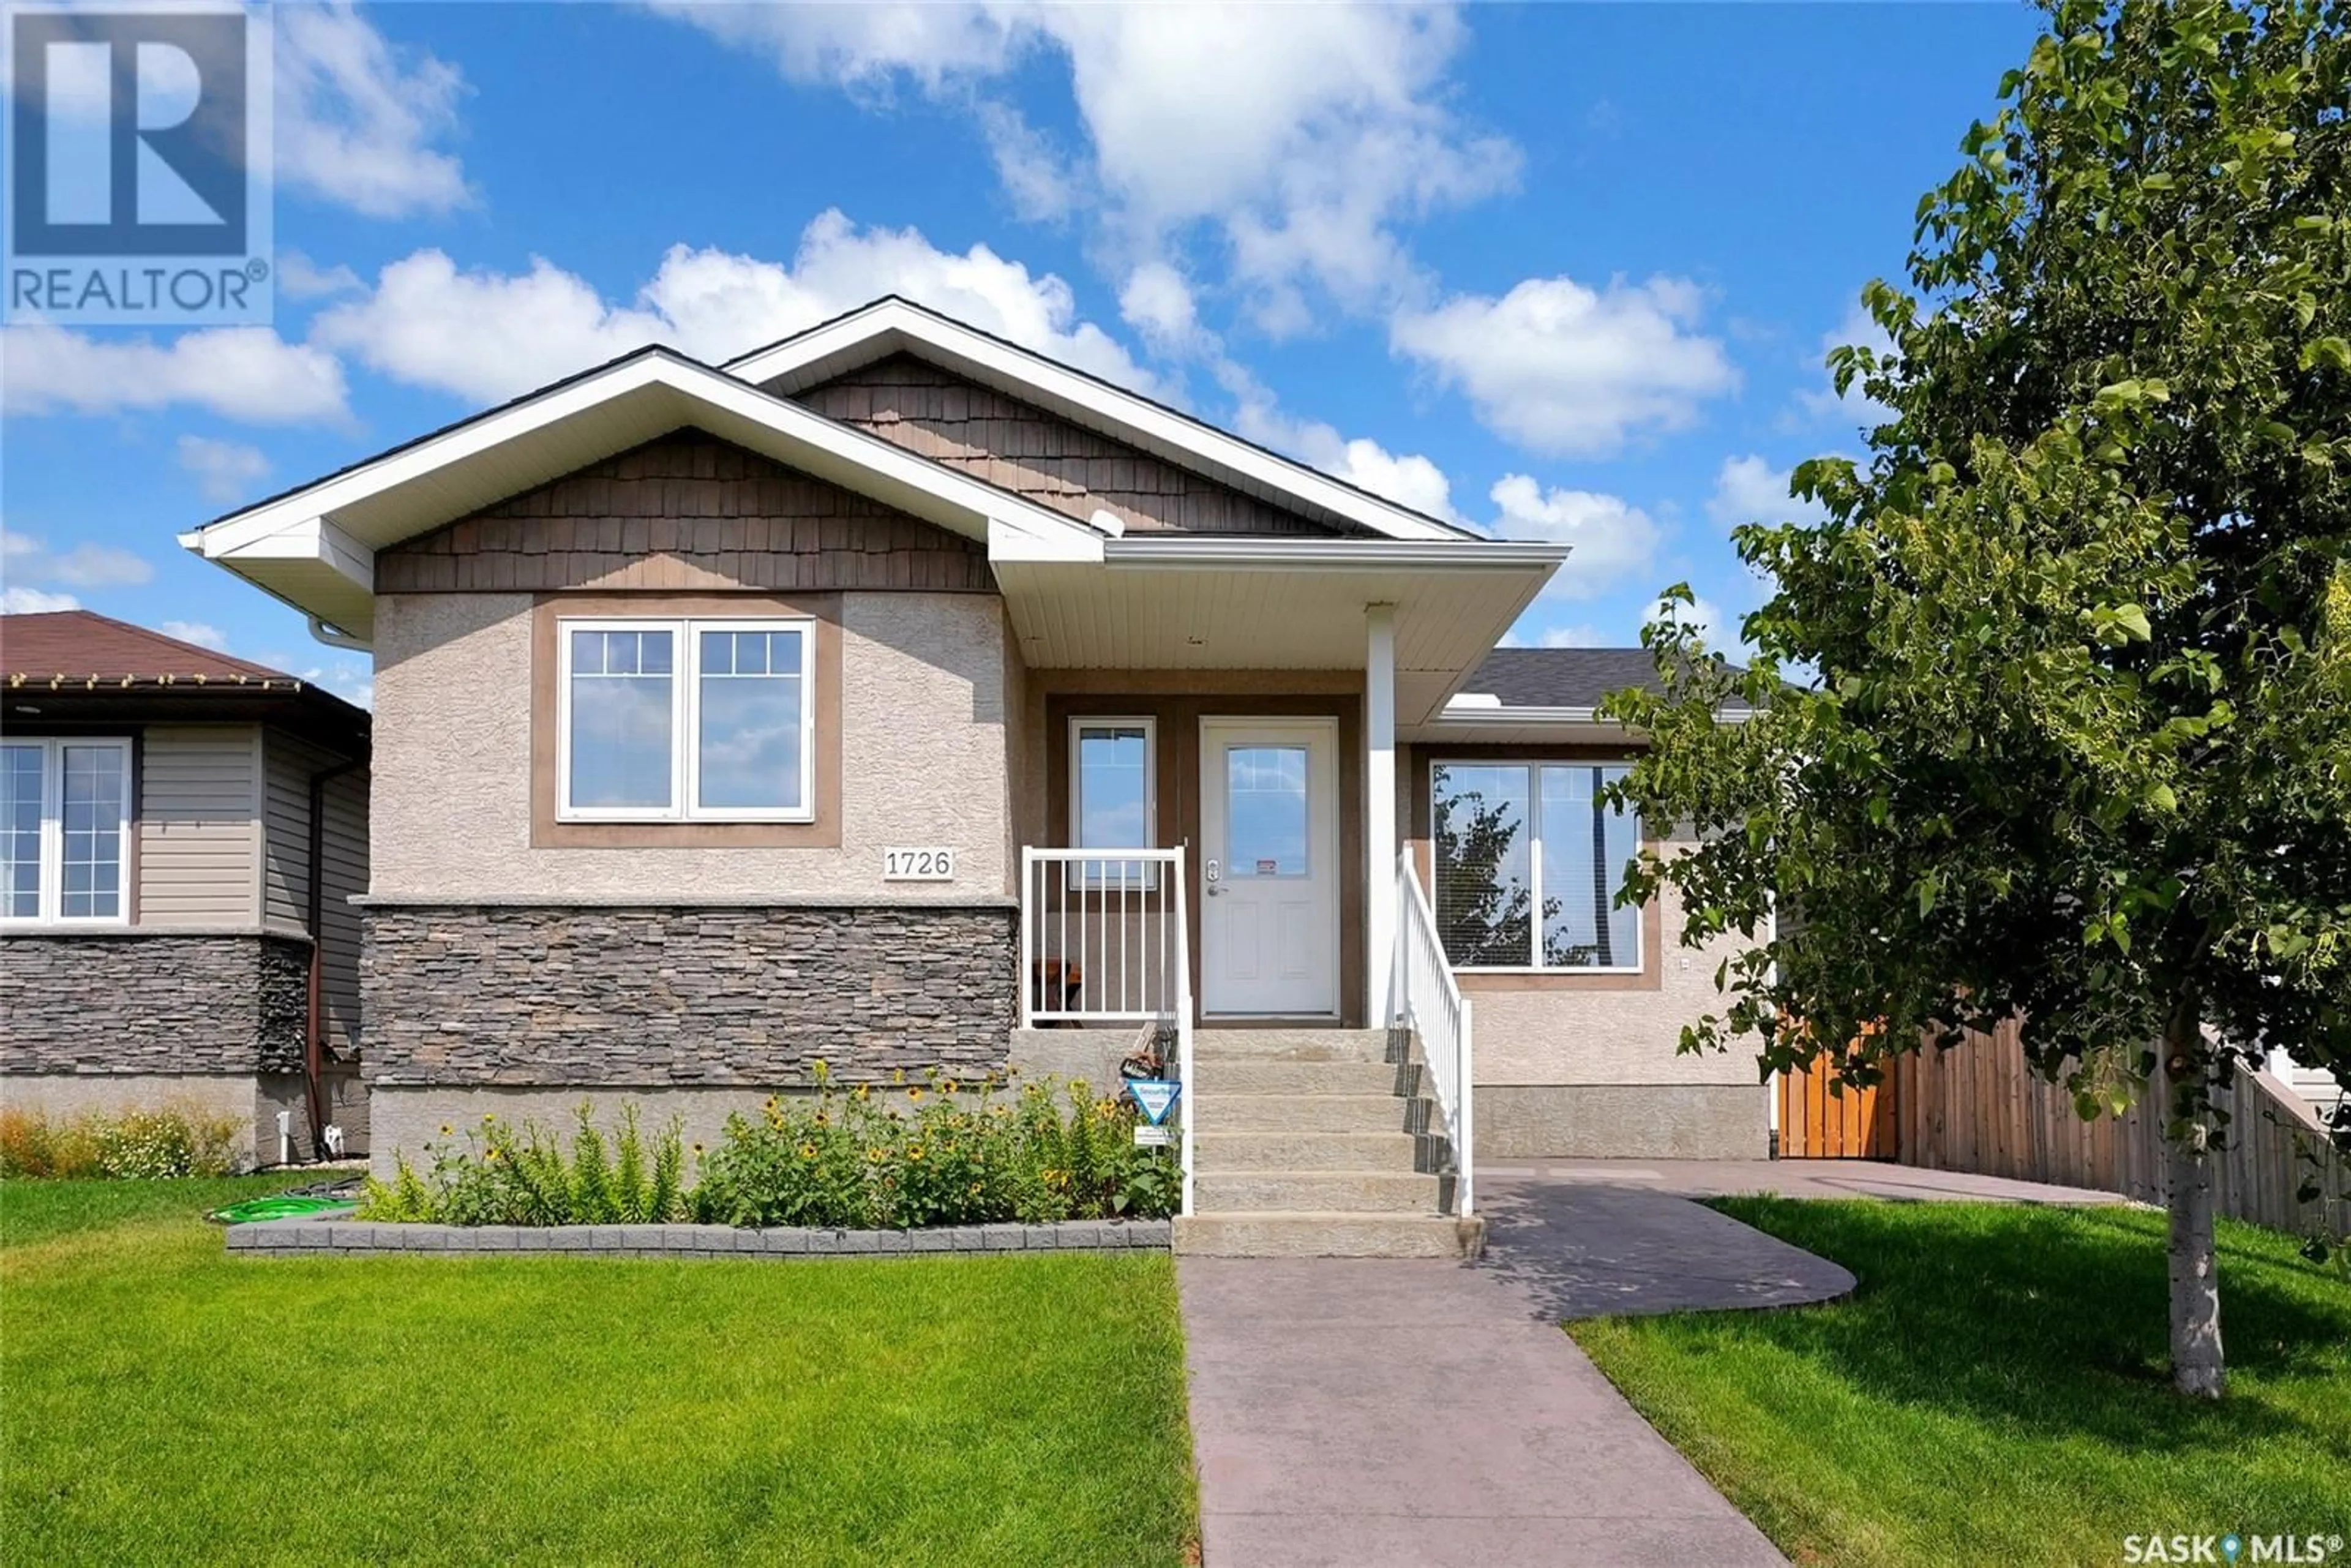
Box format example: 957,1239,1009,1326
995,542,1561,724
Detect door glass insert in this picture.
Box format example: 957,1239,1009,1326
1225,745,1308,877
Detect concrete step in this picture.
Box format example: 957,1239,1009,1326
1195,1171,1444,1214
1191,1029,1395,1064
1194,1131,1425,1172
1190,1060,1412,1097
1174,1212,1483,1259
1194,1094,1407,1135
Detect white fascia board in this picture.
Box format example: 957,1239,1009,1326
202,514,375,590
727,301,1471,544
1103,536,1568,574
989,513,1104,565
184,351,1102,561
1426,702,1755,728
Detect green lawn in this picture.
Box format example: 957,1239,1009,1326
1571,1198,2351,1568
1,1177,1197,1566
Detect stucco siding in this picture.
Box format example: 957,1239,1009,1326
137,725,260,926
371,589,1012,901
1465,845,1757,1089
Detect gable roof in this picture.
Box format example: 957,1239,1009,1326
2,610,296,686
180,345,1111,642
726,296,1476,544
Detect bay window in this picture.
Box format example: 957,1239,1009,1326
1430,760,1640,971
558,618,813,822
1,737,132,925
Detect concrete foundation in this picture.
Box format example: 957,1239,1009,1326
1474,1084,1769,1161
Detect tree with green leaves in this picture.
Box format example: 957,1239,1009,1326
1606,0,2349,1398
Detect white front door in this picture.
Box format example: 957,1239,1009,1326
1199,718,1340,1016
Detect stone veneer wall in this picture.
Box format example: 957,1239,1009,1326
0,932,310,1075
362,903,1018,1087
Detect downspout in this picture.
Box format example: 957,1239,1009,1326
304,756,363,1158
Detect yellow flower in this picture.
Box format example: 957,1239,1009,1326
909,1145,925,1161
854,1085,871,1102
942,1079,959,1095
482,1112,496,1124
969,1182,983,1196
484,1146,501,1163
867,1148,884,1163
440,1123,453,1136
800,1143,817,1160
907,1087,924,1102
691,1142,705,1155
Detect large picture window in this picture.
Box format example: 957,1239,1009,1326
0,737,131,925
1431,761,1640,971
558,618,813,822
1068,717,1155,885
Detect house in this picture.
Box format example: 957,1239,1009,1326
180,296,1764,1253
0,612,371,1165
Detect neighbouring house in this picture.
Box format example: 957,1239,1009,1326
180,296,1764,1253
0,612,371,1165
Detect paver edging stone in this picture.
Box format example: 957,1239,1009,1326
223,1212,1173,1258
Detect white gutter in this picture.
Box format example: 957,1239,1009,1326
1103,537,1569,572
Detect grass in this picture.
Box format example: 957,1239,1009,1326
1,1177,1197,1566
1570,1198,2351,1568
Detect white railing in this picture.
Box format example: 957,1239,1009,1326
1393,849,1474,1215
1019,846,1194,1215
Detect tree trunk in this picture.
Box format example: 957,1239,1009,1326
2162,1000,2225,1398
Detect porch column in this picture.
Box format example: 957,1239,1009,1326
1366,603,1397,1025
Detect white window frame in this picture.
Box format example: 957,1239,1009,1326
0,736,133,928
1067,715,1158,887
1431,759,1643,974
556,617,816,824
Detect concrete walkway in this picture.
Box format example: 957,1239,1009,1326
1179,1160,2126,1566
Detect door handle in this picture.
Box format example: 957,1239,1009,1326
1204,858,1222,896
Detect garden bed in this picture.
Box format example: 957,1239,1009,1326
227,1212,1171,1257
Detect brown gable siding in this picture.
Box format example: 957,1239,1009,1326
781,354,1362,538
375,430,993,595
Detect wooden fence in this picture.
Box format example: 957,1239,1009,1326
1787,1019,2350,1238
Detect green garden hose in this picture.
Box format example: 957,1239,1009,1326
209,1183,361,1225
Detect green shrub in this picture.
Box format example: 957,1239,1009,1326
353,1105,692,1226
355,1073,1183,1228
693,1069,1179,1229
0,1103,241,1179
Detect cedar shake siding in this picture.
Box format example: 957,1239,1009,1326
782,354,1368,538
374,430,993,595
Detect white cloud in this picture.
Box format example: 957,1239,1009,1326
1,324,349,423
177,435,272,503
978,102,1079,222
1707,453,1828,530
1648,591,1752,656
1488,475,1662,598
1223,367,1460,522
1499,621,1608,648
656,2,1517,319
1796,300,1896,432
2,587,80,614
160,620,229,650
2,529,152,588
276,1,472,218
1392,275,1739,457
276,252,364,299
1119,261,1208,358
313,211,1156,403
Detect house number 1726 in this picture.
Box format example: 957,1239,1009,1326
882,847,956,881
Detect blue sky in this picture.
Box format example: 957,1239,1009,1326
1,2,2050,703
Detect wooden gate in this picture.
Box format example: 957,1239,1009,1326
1777,1052,1898,1159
